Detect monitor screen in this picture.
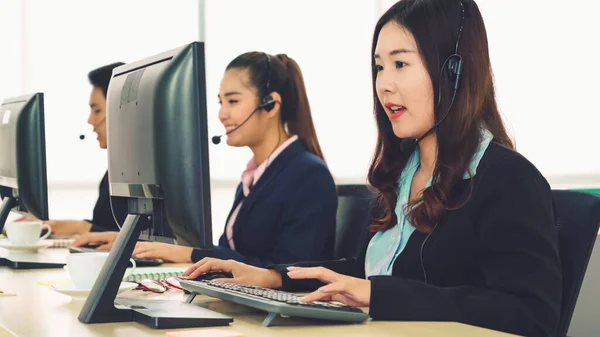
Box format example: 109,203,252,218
0,98,22,188
0,93,49,231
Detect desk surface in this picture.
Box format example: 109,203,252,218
0,326,15,337
0,249,519,337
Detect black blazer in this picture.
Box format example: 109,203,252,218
87,171,122,232
273,142,562,337
191,140,338,267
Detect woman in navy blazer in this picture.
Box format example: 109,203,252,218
73,52,338,267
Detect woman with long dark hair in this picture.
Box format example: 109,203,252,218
186,1,562,335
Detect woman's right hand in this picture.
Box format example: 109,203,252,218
183,257,283,289
71,231,119,250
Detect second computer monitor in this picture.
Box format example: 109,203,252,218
0,93,49,233
106,42,212,249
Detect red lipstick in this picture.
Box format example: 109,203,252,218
384,102,407,120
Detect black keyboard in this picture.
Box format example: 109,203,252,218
179,279,369,326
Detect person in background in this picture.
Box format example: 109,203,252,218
19,62,131,241
73,52,339,266
182,1,562,336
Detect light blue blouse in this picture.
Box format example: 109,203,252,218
364,129,493,278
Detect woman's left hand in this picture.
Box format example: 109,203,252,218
286,266,371,307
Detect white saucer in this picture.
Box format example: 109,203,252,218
0,239,52,252
50,282,138,300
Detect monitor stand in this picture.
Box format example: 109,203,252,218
77,212,232,329
0,196,18,235
114,298,232,329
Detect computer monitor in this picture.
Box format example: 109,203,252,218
106,45,213,246
0,93,49,234
78,42,228,328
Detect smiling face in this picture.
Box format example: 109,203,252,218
374,21,435,139
217,68,269,147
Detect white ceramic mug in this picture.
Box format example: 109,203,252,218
5,221,52,245
66,252,136,290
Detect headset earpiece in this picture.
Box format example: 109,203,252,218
259,94,276,112
447,55,464,90
446,2,465,91
259,54,276,112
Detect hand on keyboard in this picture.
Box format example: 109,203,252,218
178,279,370,324
183,257,283,289
131,241,193,263
72,231,119,250
286,266,371,307
205,281,359,311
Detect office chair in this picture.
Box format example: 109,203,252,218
334,184,376,260
552,190,600,337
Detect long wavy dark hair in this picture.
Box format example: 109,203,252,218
368,0,513,233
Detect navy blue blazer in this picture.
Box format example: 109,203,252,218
191,140,337,267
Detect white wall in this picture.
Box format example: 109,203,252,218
0,1,23,100
479,0,600,181
22,0,201,186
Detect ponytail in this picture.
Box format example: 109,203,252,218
226,52,326,162
274,54,325,162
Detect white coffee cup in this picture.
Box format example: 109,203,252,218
66,252,137,290
5,221,52,245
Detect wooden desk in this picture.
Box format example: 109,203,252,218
0,326,16,337
0,249,519,337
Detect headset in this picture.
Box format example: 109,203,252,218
212,52,277,144
399,0,466,153
259,53,277,112
419,0,466,285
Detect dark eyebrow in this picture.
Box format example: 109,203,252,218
374,48,416,58
218,91,242,99
89,103,98,108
